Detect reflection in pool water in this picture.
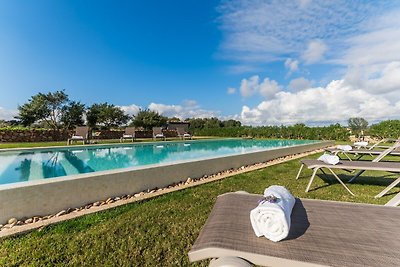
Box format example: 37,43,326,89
0,139,316,185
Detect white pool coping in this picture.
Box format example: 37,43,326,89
0,140,333,224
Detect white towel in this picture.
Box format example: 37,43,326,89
318,154,340,165
250,185,295,242
354,141,368,148
336,145,352,151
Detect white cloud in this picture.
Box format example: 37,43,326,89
0,107,18,120
148,101,219,119
227,87,236,94
288,77,312,91
284,58,299,74
240,75,281,98
217,0,389,68
119,104,141,116
240,79,400,125
302,39,328,64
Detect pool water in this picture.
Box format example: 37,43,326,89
0,139,316,185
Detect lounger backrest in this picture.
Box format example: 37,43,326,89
75,126,89,138
176,126,186,135
153,127,163,135
124,127,136,136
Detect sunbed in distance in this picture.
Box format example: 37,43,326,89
176,126,192,140
189,192,400,267
152,127,166,141
326,140,400,161
67,126,89,145
120,127,136,142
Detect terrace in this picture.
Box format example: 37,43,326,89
0,139,399,266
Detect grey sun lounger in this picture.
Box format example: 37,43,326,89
296,159,400,198
67,126,89,145
120,127,136,142
152,127,166,141
189,192,400,267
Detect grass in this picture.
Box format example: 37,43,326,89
0,152,398,266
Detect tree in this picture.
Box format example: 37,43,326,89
60,101,86,130
348,117,368,137
131,109,167,130
17,90,69,130
86,103,130,128
222,119,242,127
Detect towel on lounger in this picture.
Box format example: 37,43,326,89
318,154,340,165
250,185,295,242
336,145,352,151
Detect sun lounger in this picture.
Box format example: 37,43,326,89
189,192,400,267
67,126,89,145
176,126,192,140
120,127,136,142
326,141,400,161
296,159,400,198
152,127,166,141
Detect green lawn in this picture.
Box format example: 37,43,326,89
0,152,398,266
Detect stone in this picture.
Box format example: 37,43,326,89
7,218,17,225
93,201,100,207
56,210,67,217
134,192,144,197
114,197,121,201
149,190,156,194
0,224,3,229
100,201,106,206
106,198,114,204
25,218,33,224
16,221,24,226
186,177,192,183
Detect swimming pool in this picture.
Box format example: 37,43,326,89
0,139,317,185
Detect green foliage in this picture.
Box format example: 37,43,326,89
60,101,86,130
87,103,130,129
17,90,70,130
192,124,349,141
348,117,368,136
368,120,400,139
131,109,167,130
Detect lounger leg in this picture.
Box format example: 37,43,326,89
349,170,365,183
327,168,355,196
375,176,400,198
343,152,352,161
295,164,304,180
306,168,319,192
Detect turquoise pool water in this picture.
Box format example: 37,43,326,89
0,139,316,185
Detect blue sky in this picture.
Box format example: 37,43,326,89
1,0,400,125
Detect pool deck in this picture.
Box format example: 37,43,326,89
0,140,333,225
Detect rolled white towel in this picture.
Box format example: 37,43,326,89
336,145,352,151
354,141,368,148
250,185,295,242
318,154,340,165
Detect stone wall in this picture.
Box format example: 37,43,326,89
0,129,70,142
0,129,179,143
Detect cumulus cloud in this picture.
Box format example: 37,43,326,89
119,104,141,116
240,79,400,125
288,77,313,91
0,107,18,120
227,87,236,94
240,75,281,98
302,39,328,64
148,100,219,119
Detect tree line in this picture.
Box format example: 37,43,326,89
1,90,398,140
